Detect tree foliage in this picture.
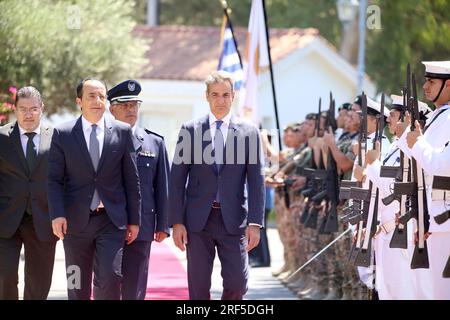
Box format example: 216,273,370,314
0,0,149,115
159,0,341,46
366,0,450,97
157,0,450,97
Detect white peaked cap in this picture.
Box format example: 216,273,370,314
390,94,433,118
367,96,390,117
422,61,450,78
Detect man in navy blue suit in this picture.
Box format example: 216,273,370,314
108,79,170,300
169,71,265,300
48,78,141,300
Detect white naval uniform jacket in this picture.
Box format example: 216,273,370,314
351,132,390,183
398,104,450,233
365,138,412,241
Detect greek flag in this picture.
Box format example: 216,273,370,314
218,17,243,90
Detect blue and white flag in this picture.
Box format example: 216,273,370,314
218,17,243,90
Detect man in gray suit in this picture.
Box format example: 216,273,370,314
48,78,141,300
0,86,57,299
169,70,265,300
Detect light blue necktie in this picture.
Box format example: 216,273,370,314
89,124,100,210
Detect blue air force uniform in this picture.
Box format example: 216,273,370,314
108,80,170,300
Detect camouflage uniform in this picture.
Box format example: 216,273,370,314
334,132,363,299
284,145,313,289
273,146,305,278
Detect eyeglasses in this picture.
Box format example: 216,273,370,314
16,107,41,114
112,101,141,110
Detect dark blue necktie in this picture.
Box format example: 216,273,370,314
214,121,224,203
214,120,224,173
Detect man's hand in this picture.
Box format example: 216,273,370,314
308,136,317,148
352,142,359,156
315,137,325,149
365,141,380,165
245,225,261,252
173,224,188,251
407,121,423,148
52,217,67,240
353,164,366,183
273,171,286,181
126,225,139,245
395,111,411,138
154,231,169,243
323,126,335,148
292,176,306,189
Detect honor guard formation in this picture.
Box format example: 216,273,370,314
0,61,449,300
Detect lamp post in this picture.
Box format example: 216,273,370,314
336,0,359,29
336,0,365,94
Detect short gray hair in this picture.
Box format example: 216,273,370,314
205,70,235,92
14,86,43,107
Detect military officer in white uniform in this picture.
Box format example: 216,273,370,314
397,60,450,299
351,97,390,292
364,95,432,299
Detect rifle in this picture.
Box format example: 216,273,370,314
349,92,368,264
444,256,450,278
381,64,411,249
298,168,319,224
303,169,327,229
432,176,450,225
354,94,385,267
303,98,327,229
396,73,430,269
321,92,340,233
339,180,358,201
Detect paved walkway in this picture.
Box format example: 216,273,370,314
18,227,297,300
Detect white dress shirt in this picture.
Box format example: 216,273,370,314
81,116,105,209
18,125,41,157
209,111,232,148
81,116,105,158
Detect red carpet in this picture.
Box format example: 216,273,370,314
145,241,189,300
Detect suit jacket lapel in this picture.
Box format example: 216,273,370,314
200,115,217,175
10,122,30,175
31,125,52,173
220,115,238,173
73,117,95,173
97,117,112,172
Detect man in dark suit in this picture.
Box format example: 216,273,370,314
48,78,141,300
108,79,170,300
169,70,265,300
0,86,57,300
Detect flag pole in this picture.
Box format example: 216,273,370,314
221,1,243,69
261,0,282,150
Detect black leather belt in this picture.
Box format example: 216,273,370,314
90,207,106,215
212,201,221,209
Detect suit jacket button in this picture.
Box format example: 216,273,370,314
88,195,92,199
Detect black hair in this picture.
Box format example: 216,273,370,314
76,77,108,99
